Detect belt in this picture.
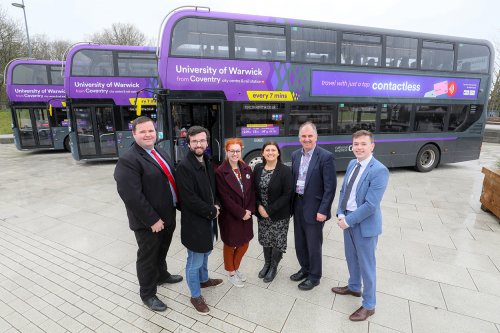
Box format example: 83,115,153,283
296,193,304,198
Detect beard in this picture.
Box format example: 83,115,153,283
191,147,206,157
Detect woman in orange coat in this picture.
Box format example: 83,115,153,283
215,138,256,287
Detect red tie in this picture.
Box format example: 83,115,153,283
151,150,179,202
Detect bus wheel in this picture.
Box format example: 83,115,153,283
244,150,263,170
415,144,439,172
64,136,71,152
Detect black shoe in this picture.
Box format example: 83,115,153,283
143,295,167,311
258,247,272,279
158,274,183,285
290,270,308,282
298,279,320,291
263,248,282,283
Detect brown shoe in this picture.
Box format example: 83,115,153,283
190,296,210,315
200,278,224,288
349,306,375,321
331,286,362,297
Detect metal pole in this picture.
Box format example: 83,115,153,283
12,0,31,58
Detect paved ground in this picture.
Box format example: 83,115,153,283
0,143,499,333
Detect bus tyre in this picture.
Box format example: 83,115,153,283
64,136,71,152
415,144,439,172
244,150,263,170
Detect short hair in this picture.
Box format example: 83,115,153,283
352,130,374,143
186,126,210,144
261,141,282,164
132,116,154,132
298,121,317,136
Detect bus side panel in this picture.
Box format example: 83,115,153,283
52,127,69,150
116,130,135,157
453,137,482,163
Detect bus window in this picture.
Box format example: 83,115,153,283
72,49,114,76
13,64,48,84
414,105,447,132
336,104,377,134
236,103,284,137
291,27,336,64
380,104,411,133
117,52,158,77
235,24,286,61
421,41,454,71
457,44,490,73
171,18,229,58
50,65,64,85
289,104,333,135
341,33,381,66
386,36,417,68
448,105,483,132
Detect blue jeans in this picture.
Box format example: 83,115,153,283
186,249,211,298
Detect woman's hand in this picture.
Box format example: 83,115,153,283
258,205,269,218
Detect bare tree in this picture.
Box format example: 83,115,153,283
488,40,500,115
31,34,72,61
0,6,26,108
87,22,146,46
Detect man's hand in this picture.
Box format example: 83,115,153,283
151,219,164,233
316,212,327,223
214,205,221,218
337,217,349,230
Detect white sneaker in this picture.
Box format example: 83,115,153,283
236,270,247,282
228,274,244,287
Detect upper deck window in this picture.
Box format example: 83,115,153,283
72,50,114,76
421,41,454,71
457,43,490,73
386,36,417,69
235,23,286,61
117,52,158,77
341,33,381,67
50,65,64,85
13,64,48,84
291,27,336,64
171,18,229,58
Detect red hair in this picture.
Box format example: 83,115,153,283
225,138,244,162
225,138,244,151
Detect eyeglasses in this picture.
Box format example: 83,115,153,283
190,139,207,145
228,150,241,154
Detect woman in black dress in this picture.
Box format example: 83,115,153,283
253,141,293,282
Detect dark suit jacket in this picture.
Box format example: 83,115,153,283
215,160,255,247
253,162,293,221
114,143,176,231
176,151,218,253
291,146,337,224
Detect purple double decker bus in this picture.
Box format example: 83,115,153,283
155,6,493,171
4,59,68,151
64,43,158,160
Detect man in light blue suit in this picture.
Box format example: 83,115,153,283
332,130,389,322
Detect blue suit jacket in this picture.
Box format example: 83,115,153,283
292,146,337,224
336,157,389,237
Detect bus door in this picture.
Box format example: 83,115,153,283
14,107,53,148
72,105,118,159
168,101,222,164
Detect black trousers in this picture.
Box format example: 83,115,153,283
293,197,325,283
134,223,175,300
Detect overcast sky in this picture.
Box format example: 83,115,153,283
4,0,499,48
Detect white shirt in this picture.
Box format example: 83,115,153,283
339,154,373,227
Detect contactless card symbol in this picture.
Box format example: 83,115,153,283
447,82,457,97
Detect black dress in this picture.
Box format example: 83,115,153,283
257,169,290,252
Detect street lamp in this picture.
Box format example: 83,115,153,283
11,0,31,58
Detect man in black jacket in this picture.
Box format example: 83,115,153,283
176,126,223,315
114,116,182,312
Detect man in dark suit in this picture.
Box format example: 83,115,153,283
291,121,336,290
332,130,389,321
114,116,182,312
